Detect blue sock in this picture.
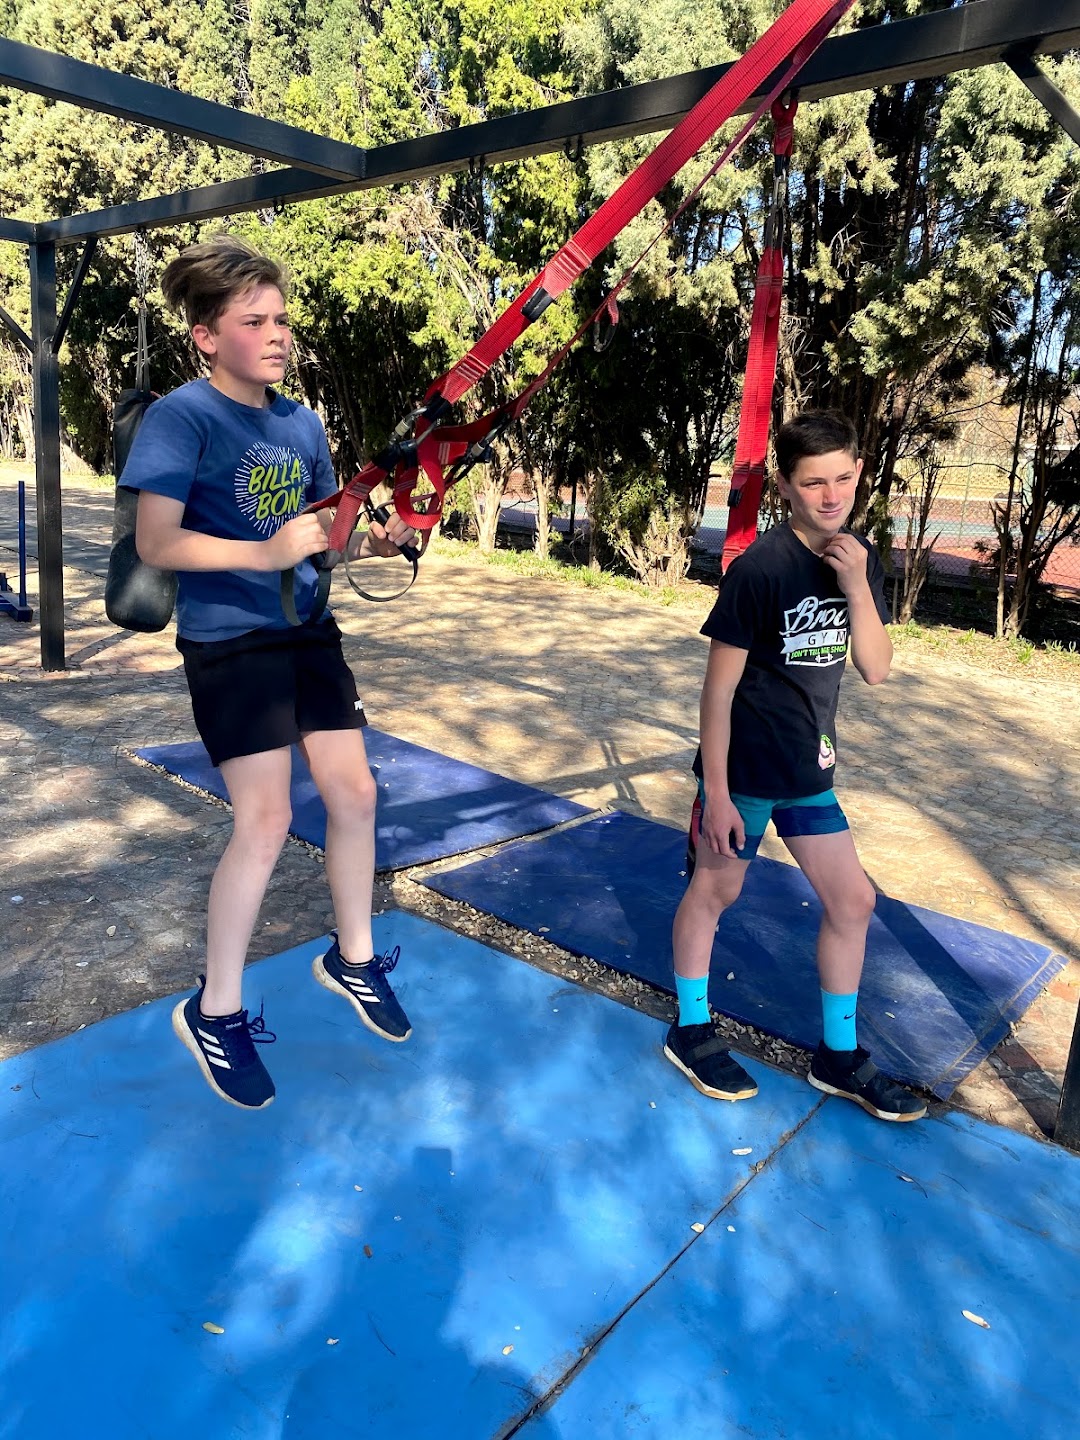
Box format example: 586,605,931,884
821,989,859,1051
675,972,711,1027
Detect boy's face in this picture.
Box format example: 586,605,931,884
191,284,292,388
776,448,862,539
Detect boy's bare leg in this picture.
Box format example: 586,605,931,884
202,747,293,1017
300,728,377,964
303,728,412,1042
781,830,875,994
672,847,750,981
784,828,925,1120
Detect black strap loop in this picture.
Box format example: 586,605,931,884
341,503,420,603
280,565,332,627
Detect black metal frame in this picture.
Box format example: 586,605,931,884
2,0,1080,1144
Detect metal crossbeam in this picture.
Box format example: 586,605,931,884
0,36,368,183
53,238,98,355
1008,49,1080,145
29,0,1080,246
0,217,37,243
0,302,31,351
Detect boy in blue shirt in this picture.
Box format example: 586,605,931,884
123,236,415,1110
667,411,926,1121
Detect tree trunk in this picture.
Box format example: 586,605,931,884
534,470,552,560
998,273,1042,637
471,465,505,555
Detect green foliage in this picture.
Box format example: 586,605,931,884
0,0,1075,641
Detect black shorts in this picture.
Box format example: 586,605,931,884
176,618,367,767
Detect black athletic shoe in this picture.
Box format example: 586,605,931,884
313,935,412,1042
663,1021,758,1101
172,978,276,1110
808,1043,927,1122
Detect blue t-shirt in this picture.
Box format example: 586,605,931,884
119,378,337,641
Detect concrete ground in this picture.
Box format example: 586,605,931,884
2,474,1078,1141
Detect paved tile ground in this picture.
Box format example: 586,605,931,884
2,475,1078,1141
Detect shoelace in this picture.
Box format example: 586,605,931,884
246,1001,277,1045
369,945,401,976
208,1002,276,1069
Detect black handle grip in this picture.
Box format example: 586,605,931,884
369,503,421,564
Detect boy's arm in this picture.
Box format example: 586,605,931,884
822,533,892,685
136,492,326,572
699,640,750,859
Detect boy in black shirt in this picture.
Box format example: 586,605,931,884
667,411,926,1121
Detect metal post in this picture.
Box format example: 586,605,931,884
1056,1007,1080,1151
29,241,63,670
17,480,29,611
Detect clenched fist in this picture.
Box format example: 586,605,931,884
260,513,328,571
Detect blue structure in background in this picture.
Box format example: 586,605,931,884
2,913,1078,1438
0,479,33,623
426,810,1066,1098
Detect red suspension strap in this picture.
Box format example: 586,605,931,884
303,0,854,612
721,94,798,572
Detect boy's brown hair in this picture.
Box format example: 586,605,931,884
775,410,859,480
161,235,288,332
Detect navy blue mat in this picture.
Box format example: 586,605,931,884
135,731,587,870
423,810,1067,1098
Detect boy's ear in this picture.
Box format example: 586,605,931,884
190,324,216,360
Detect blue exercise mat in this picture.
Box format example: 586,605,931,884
515,1102,1080,1440
0,913,817,1440
422,810,1067,1097
135,730,588,869
3,915,1079,1439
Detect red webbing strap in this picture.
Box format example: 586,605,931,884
428,0,852,411
307,0,851,572
401,24,837,513
721,96,798,572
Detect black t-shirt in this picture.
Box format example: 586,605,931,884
695,522,890,797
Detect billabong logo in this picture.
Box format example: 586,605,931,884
234,443,310,535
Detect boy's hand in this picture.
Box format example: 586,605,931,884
701,795,746,859
821,533,870,596
261,514,328,570
361,512,418,559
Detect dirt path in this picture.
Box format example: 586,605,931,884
2,477,1078,1140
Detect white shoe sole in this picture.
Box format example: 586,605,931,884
312,954,412,1042
663,1043,758,1101
807,1071,926,1121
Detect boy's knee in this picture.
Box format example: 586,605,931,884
689,864,745,912
325,768,377,823
826,878,876,929
236,803,292,855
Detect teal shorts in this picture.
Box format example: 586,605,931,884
691,778,848,864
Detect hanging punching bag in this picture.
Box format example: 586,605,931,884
104,275,177,633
